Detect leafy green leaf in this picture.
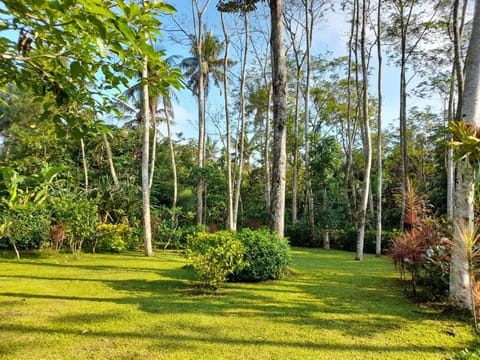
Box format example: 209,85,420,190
69,61,83,79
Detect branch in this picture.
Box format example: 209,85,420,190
0,51,67,62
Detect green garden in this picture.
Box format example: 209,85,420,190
0,248,475,360
2,1,480,358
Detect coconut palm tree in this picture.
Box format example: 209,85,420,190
180,30,229,225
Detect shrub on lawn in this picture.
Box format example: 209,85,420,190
285,219,318,247
93,223,138,253
230,228,290,282
0,204,50,253
50,191,98,256
184,231,245,290
421,238,452,301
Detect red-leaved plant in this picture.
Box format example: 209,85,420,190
390,179,443,296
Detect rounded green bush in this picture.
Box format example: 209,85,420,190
184,231,245,290
1,204,50,250
230,228,290,282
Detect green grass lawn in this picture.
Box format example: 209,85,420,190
0,248,476,359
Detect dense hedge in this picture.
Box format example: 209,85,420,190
184,231,245,289
0,205,50,250
230,228,290,282
286,223,400,254
184,229,290,288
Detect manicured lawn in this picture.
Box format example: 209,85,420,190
0,248,475,359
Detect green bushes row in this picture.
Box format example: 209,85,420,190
184,229,290,289
286,221,399,254
0,198,139,255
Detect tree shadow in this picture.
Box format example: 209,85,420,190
0,249,473,359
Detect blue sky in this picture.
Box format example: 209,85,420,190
158,1,449,143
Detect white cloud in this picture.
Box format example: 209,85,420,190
157,103,197,141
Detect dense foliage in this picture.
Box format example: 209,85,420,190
184,231,245,289
230,228,290,282
94,223,138,253
389,180,451,301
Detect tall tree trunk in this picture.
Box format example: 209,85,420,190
165,98,177,214
141,34,153,257
80,138,88,192
447,64,456,221
221,12,234,231
284,2,306,226
449,0,468,220
292,68,300,224
450,0,480,311
398,3,408,232
149,99,157,190
102,133,119,187
454,0,467,122
355,0,372,261
193,0,211,226
265,85,272,211
375,0,383,256
345,0,357,224
445,67,455,221
305,0,314,230
233,12,249,231
269,0,288,237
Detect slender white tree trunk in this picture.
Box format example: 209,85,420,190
305,0,314,230
355,0,372,261
102,133,119,187
450,0,480,310
269,0,288,237
375,0,383,256
233,12,249,231
141,7,153,256
221,12,234,231
165,98,177,213
141,84,153,256
292,68,300,224
345,0,357,223
399,4,408,232
80,138,88,192
449,0,468,221
265,85,272,211
149,100,157,190
193,0,211,226
447,64,455,221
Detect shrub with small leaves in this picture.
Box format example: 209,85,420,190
421,238,452,301
230,228,290,282
50,191,97,257
1,204,50,251
94,223,138,253
184,231,245,290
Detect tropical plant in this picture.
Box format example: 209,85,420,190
390,231,429,295
422,238,452,301
390,178,442,296
230,228,290,282
94,223,138,253
184,231,245,290
180,31,225,97
49,190,98,257
452,221,480,327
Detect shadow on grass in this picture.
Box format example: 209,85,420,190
0,321,451,355
0,269,450,342
0,248,472,358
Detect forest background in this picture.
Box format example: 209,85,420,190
0,0,476,306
